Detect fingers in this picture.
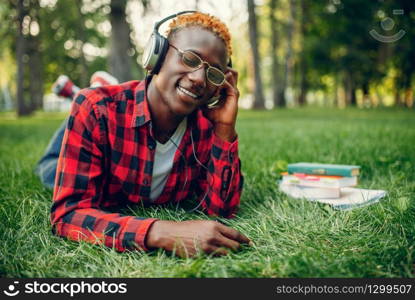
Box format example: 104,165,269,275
175,244,229,258
208,246,229,256
165,220,251,258
221,78,239,102
226,67,238,78
225,67,238,88
217,223,251,245
214,234,241,251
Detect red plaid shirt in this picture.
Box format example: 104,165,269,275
51,79,243,252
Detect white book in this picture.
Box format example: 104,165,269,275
281,174,357,188
279,184,340,198
279,183,387,210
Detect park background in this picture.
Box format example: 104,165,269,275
0,0,414,278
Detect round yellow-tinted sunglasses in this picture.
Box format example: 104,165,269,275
169,43,226,86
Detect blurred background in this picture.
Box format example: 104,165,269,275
0,0,414,116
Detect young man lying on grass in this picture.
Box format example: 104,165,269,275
35,12,251,257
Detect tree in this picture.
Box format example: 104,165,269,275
303,0,381,107
391,0,415,107
247,0,265,109
74,1,90,87
279,0,296,107
14,0,43,116
297,0,309,106
333,0,379,106
15,0,27,116
39,0,108,89
27,0,43,111
109,0,133,82
269,0,281,108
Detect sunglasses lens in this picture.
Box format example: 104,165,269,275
182,51,201,69
207,68,225,85
181,50,225,86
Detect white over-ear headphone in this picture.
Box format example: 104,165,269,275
142,11,196,74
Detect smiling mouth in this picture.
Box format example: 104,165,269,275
177,85,201,100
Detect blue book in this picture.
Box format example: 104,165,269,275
287,162,360,177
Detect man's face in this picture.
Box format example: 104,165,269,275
153,26,228,116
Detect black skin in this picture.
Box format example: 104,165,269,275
145,26,250,257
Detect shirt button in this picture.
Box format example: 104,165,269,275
148,142,155,150
143,179,149,185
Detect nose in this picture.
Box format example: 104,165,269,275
186,66,207,88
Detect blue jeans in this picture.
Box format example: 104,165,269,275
35,119,68,189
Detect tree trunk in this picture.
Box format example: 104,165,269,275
280,0,296,107
394,72,405,107
28,34,43,111
109,0,133,83
297,0,308,106
26,0,43,112
75,1,89,87
394,90,402,107
344,72,356,106
362,81,370,107
16,0,30,116
334,73,339,106
247,0,265,109
403,70,413,107
404,88,413,108
269,0,281,108
350,88,356,106
194,0,200,10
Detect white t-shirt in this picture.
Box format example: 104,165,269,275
150,117,187,201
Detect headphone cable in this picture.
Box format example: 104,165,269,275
168,125,213,213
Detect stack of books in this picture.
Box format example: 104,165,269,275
281,162,360,198
279,162,387,210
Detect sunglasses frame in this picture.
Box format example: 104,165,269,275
169,43,226,86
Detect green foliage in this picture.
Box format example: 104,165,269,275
38,1,109,89
0,2,14,53
257,0,415,106
390,0,415,91
2,0,414,109
1,108,414,277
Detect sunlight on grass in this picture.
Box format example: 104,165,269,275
0,108,414,277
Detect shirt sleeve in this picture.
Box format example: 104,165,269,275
51,92,158,252
195,133,243,218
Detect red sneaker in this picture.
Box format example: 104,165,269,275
90,71,119,87
52,75,80,99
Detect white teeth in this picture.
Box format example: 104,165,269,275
178,86,198,99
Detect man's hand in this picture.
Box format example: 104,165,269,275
203,68,240,142
145,220,251,258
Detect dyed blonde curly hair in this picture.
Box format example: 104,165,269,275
166,12,232,57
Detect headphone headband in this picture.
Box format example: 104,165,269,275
142,11,197,74
154,10,197,32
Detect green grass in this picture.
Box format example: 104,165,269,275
1,108,414,277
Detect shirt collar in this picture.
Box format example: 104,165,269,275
131,78,152,128
130,76,200,128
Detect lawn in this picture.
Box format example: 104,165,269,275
0,107,414,278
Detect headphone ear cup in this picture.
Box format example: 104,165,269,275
142,33,156,72
143,11,197,74
151,35,169,74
